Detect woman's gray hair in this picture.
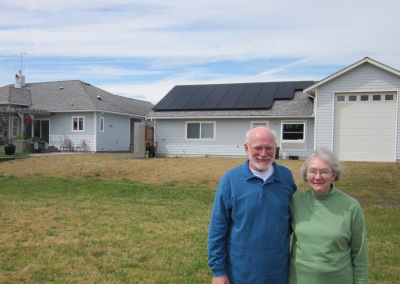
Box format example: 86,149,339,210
300,147,343,182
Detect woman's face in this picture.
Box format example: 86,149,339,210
306,157,337,196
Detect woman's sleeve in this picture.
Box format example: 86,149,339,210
351,202,369,283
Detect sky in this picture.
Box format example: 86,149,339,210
1,0,400,105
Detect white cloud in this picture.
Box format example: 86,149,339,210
1,0,400,103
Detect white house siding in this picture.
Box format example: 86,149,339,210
49,112,95,151
96,113,131,152
154,118,315,158
315,63,400,161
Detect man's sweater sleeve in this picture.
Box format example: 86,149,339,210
208,177,231,277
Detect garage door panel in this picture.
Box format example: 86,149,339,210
358,129,370,136
334,93,396,162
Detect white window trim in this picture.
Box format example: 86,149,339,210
12,117,19,137
100,116,105,132
251,121,269,129
281,120,306,143
72,116,84,132
185,121,216,140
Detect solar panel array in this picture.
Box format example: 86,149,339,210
152,81,314,111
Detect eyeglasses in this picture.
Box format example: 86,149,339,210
246,144,275,153
307,169,332,177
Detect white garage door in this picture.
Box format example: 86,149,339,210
334,93,396,162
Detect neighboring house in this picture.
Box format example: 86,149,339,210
147,57,400,162
0,72,153,152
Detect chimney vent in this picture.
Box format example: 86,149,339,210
15,70,25,88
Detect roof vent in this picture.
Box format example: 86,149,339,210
60,86,64,90
97,93,102,100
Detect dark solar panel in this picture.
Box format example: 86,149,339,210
252,82,279,108
275,81,297,99
199,84,231,109
152,85,187,110
234,83,263,109
169,85,201,109
295,81,315,90
152,81,314,111
216,83,247,109
183,84,216,110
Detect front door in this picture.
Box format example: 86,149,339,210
34,120,50,143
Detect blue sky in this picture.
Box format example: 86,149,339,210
1,0,400,104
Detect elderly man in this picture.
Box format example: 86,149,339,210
208,127,297,284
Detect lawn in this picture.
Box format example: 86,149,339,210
0,153,399,283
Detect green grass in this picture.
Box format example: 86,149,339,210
0,152,28,157
0,176,214,283
0,160,399,283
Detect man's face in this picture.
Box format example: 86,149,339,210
245,140,276,172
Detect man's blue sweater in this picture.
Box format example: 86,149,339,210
208,161,297,283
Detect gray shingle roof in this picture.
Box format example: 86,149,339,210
0,85,31,106
0,80,153,117
147,91,314,118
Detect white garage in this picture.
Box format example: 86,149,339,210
305,57,400,162
333,92,397,162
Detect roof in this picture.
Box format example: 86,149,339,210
304,57,400,95
0,80,153,117
147,91,314,119
152,81,315,111
0,85,31,106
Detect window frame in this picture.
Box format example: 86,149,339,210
11,117,19,137
185,121,216,140
72,116,85,132
250,121,269,129
100,116,104,132
281,121,306,142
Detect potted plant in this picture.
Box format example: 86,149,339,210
4,142,16,155
13,132,31,153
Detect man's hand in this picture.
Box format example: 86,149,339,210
212,275,230,284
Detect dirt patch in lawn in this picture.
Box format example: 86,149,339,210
0,153,307,188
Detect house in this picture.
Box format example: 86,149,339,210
305,57,400,162
147,81,316,158
0,72,153,152
147,57,400,162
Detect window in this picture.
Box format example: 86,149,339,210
337,96,345,101
72,116,84,132
100,117,104,132
385,94,394,101
12,117,19,137
186,122,215,139
349,95,357,101
361,95,369,101
373,95,381,101
251,121,269,128
282,122,305,141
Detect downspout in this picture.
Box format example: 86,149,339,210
305,89,317,149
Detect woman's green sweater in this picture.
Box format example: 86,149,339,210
289,187,368,284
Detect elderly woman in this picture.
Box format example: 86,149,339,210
289,147,368,284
